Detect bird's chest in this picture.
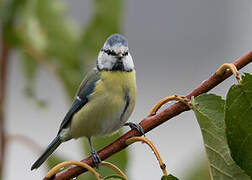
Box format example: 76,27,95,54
92,71,137,134
71,71,136,138
98,71,136,98
95,70,136,98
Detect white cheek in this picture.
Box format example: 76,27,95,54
123,53,134,71
98,52,116,69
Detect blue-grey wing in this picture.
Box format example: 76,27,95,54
58,68,100,133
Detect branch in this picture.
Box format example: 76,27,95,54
0,33,10,178
45,50,252,180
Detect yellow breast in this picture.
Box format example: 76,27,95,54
70,70,136,138
98,70,136,95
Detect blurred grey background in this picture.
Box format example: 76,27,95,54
5,0,252,179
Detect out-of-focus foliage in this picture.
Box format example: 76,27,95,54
1,0,83,100
225,73,252,178
22,52,47,107
1,0,126,179
192,94,250,179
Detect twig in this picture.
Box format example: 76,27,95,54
45,161,101,180
147,95,192,116
101,161,128,179
126,137,167,176
0,34,10,178
216,63,241,84
45,50,252,180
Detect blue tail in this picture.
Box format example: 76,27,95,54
31,135,61,170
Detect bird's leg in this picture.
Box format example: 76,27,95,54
88,137,101,169
124,122,145,136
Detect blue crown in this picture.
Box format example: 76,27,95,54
106,34,128,47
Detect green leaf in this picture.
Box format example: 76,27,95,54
192,94,250,180
161,174,179,180
225,73,252,177
103,174,126,180
80,131,128,180
45,153,66,170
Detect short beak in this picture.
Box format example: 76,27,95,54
117,50,123,59
116,48,124,59
118,53,123,58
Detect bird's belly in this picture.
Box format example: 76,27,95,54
70,93,130,138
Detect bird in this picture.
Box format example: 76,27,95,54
31,34,144,170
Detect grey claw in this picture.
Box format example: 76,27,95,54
125,122,145,136
149,112,156,116
91,150,101,169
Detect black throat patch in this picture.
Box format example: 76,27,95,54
112,59,124,71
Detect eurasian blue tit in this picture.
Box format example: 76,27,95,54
31,34,143,170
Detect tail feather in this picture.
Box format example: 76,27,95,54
31,136,62,170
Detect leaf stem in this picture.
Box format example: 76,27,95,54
101,161,128,179
126,137,168,176
45,161,101,180
216,63,241,84
44,50,252,180
147,95,192,116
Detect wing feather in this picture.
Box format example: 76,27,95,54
58,68,100,133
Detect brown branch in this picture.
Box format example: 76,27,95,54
45,50,252,180
0,34,10,178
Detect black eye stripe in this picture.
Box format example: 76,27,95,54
101,49,128,56
101,49,116,56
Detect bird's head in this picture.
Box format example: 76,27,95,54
97,34,134,72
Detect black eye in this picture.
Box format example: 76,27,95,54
122,52,128,56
